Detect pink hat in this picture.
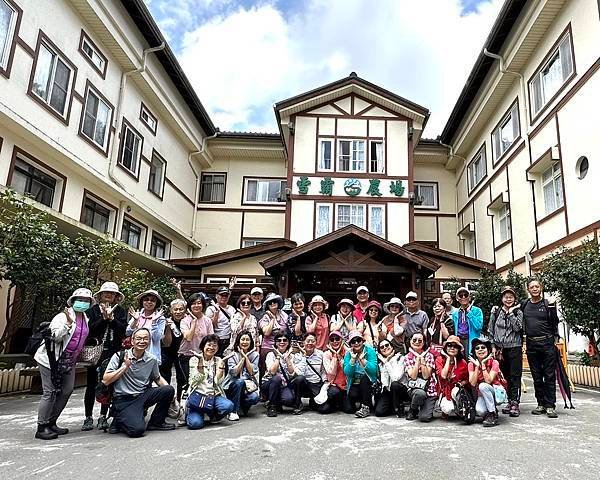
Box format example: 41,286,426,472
348,330,364,343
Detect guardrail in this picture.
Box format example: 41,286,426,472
0,367,36,395
567,364,600,388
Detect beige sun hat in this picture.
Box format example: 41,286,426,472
94,281,124,303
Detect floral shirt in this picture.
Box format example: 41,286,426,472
402,349,438,397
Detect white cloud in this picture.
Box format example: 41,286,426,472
172,0,503,135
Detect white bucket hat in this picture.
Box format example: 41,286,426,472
136,289,163,308
94,281,124,303
67,288,95,307
337,298,355,309
383,297,405,314
308,295,329,311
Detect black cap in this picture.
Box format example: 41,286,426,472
216,286,230,295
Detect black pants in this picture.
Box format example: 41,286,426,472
527,338,557,408
347,375,373,411
111,385,174,437
217,338,230,358
326,385,353,414
499,346,523,403
260,375,296,408
375,381,409,417
84,365,109,417
160,353,187,401
293,375,334,413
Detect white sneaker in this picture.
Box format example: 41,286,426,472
228,412,240,422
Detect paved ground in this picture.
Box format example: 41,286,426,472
1,378,599,480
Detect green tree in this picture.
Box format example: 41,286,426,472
118,267,176,312
540,241,600,357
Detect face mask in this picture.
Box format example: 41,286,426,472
72,300,91,312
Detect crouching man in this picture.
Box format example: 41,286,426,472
103,328,175,437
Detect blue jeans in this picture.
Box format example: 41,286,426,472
187,395,234,430
226,379,260,414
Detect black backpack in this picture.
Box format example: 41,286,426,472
95,350,126,405
24,322,52,356
454,383,476,424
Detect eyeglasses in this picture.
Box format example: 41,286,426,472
379,343,391,349
458,293,470,298
329,336,342,342
368,308,379,312
133,337,149,342
446,344,459,349
240,301,252,306
205,343,218,349
411,338,424,343
405,298,417,302
474,344,487,351
349,338,363,345
143,297,156,303
275,338,289,343
251,293,262,296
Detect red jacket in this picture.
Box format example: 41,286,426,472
435,355,468,399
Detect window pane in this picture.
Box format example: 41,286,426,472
49,58,70,113
0,1,15,66
11,159,56,208
316,205,331,237
82,93,98,139
543,181,556,214
246,180,257,202
267,180,280,202
542,53,562,101
339,141,350,170
32,45,54,100
320,141,331,170
94,99,110,146
337,205,350,228
369,206,383,236
559,36,573,82
417,185,435,207
370,141,384,173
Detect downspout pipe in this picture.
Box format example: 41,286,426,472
188,132,219,244
109,43,166,239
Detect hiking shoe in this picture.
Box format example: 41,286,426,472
228,412,240,421
292,404,304,415
355,405,370,418
509,402,520,417
546,408,558,418
146,421,176,431
81,416,94,431
35,424,58,440
266,406,278,417
108,421,120,434
482,412,498,427
405,409,418,421
501,402,512,415
97,415,109,431
531,405,546,415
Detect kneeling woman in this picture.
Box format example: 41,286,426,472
226,330,260,420
186,334,235,429
261,333,297,417
435,335,469,417
468,337,506,427
402,332,438,422
343,331,377,418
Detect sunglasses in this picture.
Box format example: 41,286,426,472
240,301,252,306
389,304,400,309
405,298,417,302
143,297,156,302
379,343,391,349
458,293,470,298
411,338,424,343
275,338,289,343
329,336,342,341
446,344,460,349
349,338,363,345
357,292,368,295
474,345,488,351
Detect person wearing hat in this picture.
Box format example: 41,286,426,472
402,291,430,347
451,287,483,357
435,335,469,418
127,289,166,364
330,299,358,344
261,332,296,417
380,297,407,354
249,286,265,321
488,286,524,417
227,294,259,353
361,300,383,348
353,286,370,323
306,295,330,351
322,331,350,413
81,282,127,432
34,288,94,440
468,336,506,427
258,292,289,378
206,286,236,357
343,330,377,418
427,298,454,355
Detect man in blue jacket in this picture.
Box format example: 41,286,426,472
452,287,483,357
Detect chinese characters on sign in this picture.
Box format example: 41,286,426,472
295,177,406,197
367,179,382,197
320,177,334,196
297,176,311,194
390,180,405,197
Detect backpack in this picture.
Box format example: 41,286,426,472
454,383,476,424
95,350,126,405
24,322,52,356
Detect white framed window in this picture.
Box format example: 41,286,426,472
150,232,170,259
242,238,274,248
318,139,333,171
529,31,574,117
206,277,229,284
338,140,365,172
414,182,438,209
235,278,257,284
336,204,365,229
244,178,286,204
140,103,158,135
464,233,476,258
148,151,166,197
121,217,144,249
369,140,384,173
81,87,112,150
497,204,511,243
0,0,18,72
541,163,564,215
79,31,107,76
492,102,519,161
468,148,487,192
10,156,62,209
368,205,385,237
316,203,333,238
118,122,143,177
31,40,74,117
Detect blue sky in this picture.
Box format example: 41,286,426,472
144,0,502,136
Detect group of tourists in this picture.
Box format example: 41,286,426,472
32,278,563,440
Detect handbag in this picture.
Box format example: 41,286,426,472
400,372,430,392
187,391,216,411
244,377,259,394
79,328,109,365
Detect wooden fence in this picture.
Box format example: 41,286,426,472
567,364,600,388
0,367,35,395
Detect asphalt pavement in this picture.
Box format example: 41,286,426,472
1,378,599,480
